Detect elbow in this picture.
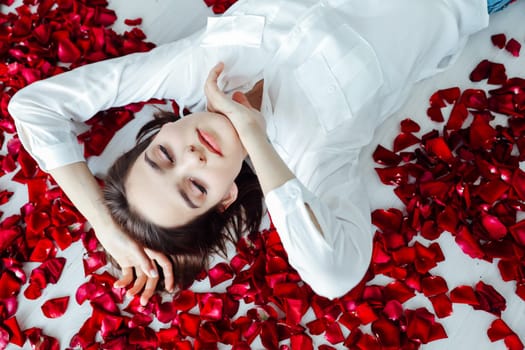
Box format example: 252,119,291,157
8,92,22,120
308,269,362,300
8,88,30,122
299,243,371,299
8,82,48,123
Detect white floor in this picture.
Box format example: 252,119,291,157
3,0,525,349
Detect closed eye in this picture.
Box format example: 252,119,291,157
191,178,207,194
159,145,173,163
144,152,160,170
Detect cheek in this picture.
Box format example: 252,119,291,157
207,166,238,196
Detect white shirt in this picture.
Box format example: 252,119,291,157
8,0,488,298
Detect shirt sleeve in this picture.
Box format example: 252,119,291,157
265,175,373,299
8,13,270,171
7,35,205,171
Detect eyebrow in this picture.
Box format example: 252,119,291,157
145,151,199,209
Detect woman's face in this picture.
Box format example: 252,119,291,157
125,111,246,227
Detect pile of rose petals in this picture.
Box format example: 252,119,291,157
0,0,524,349
373,34,525,349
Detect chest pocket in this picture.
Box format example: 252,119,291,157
294,24,384,133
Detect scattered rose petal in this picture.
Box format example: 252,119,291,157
505,38,521,57
208,262,234,287
450,286,479,306
124,18,142,26
41,296,70,318
393,132,420,152
491,33,507,49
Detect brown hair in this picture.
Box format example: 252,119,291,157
103,112,264,290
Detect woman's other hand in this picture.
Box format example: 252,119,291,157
96,222,175,305
48,162,174,307
205,62,266,139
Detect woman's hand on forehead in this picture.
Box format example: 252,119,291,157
204,62,266,138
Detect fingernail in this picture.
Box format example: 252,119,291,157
140,299,147,307
149,269,158,278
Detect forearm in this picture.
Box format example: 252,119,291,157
49,162,114,230
50,161,166,290
239,127,294,196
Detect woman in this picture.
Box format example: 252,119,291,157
7,0,511,305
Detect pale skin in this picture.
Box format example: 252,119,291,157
50,62,321,305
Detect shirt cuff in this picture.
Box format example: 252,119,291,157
265,178,304,216
265,178,333,249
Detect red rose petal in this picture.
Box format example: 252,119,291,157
455,226,485,258
487,318,514,342
208,262,234,287
28,238,56,262
324,322,344,345
41,296,69,318
505,334,525,350
373,145,402,166
179,313,201,337
421,276,449,297
401,118,421,133
82,251,107,275
371,317,401,348
172,290,197,311
198,293,224,321
290,333,313,350
491,33,507,49
474,281,506,316
461,88,488,109
393,132,420,152
129,327,157,348
25,328,59,350
481,214,508,240
509,220,525,246
371,208,403,233
3,317,25,347
382,299,403,321
446,102,469,130
425,137,454,163
429,294,453,318
488,62,508,85
384,280,416,303
470,59,491,82
124,18,142,26
505,38,521,57
450,285,479,306
470,114,497,150
0,271,22,299
355,303,378,324
406,308,447,344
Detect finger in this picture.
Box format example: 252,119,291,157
114,267,134,288
127,272,148,297
206,62,224,86
146,249,175,293
205,63,228,102
133,247,158,279
140,276,159,306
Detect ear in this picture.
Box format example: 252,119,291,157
219,183,238,212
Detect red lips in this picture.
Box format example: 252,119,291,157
197,129,223,156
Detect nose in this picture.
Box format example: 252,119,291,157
187,144,206,164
